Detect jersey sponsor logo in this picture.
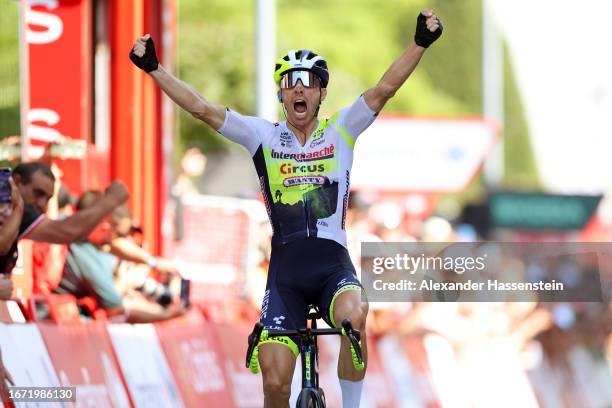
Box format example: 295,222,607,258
280,162,325,175
283,176,327,187
309,136,326,148
280,131,292,147
271,144,335,162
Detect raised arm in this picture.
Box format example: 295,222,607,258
129,34,226,130
363,10,442,113
27,181,129,244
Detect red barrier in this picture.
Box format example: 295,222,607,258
37,322,132,407
214,322,265,408
155,311,235,407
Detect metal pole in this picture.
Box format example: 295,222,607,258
482,0,504,186
255,0,277,122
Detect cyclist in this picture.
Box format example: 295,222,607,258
130,9,441,407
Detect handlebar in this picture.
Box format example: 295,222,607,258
245,319,364,370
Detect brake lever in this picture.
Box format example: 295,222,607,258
340,320,364,364
245,322,263,368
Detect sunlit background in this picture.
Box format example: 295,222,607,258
1,0,611,407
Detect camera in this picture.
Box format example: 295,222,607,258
136,276,173,307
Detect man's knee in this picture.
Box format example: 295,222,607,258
333,290,369,330
262,374,292,399
259,343,296,400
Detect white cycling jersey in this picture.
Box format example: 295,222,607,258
218,95,377,248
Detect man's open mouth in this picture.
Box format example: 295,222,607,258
294,99,307,114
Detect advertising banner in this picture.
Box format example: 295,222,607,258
20,0,92,191
155,311,235,407
37,322,130,407
107,323,184,408
0,324,62,407
213,322,264,407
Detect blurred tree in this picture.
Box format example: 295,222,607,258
0,0,20,142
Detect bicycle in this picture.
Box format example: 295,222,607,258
245,304,364,408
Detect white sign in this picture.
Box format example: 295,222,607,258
107,324,184,408
352,118,497,192
0,324,63,407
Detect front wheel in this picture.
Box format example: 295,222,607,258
296,388,324,408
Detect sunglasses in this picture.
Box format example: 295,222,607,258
279,70,320,89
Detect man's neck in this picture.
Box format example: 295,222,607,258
286,118,319,146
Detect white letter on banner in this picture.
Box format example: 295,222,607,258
27,109,63,143
26,0,63,44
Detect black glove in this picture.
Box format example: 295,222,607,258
129,36,159,73
414,13,443,48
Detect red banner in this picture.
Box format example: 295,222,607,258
37,322,131,407
214,322,265,408
155,311,235,407
20,0,93,192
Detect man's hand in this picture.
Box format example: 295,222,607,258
0,276,13,300
154,257,179,277
129,34,159,73
414,9,443,48
104,181,130,207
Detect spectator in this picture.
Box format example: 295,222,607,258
108,205,178,278
0,162,129,277
54,191,184,323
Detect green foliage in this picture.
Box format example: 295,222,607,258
177,0,538,188
0,0,20,140
0,0,538,189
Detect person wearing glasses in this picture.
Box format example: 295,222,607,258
130,9,441,407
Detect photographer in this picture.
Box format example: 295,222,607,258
54,191,186,322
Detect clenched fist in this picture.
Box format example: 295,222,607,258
129,34,159,73
104,181,130,207
414,10,443,48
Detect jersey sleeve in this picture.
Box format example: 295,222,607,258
217,108,267,156
18,204,45,239
336,95,378,147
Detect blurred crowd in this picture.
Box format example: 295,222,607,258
248,192,612,407
0,162,188,323
2,157,612,406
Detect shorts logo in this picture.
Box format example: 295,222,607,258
272,315,286,325
261,289,271,319
337,278,347,287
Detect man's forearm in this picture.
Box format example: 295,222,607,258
380,42,425,97
364,42,426,112
150,65,209,118
109,237,152,264
29,198,115,244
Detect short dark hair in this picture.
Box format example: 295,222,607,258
112,205,132,221
76,190,103,211
13,162,55,184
